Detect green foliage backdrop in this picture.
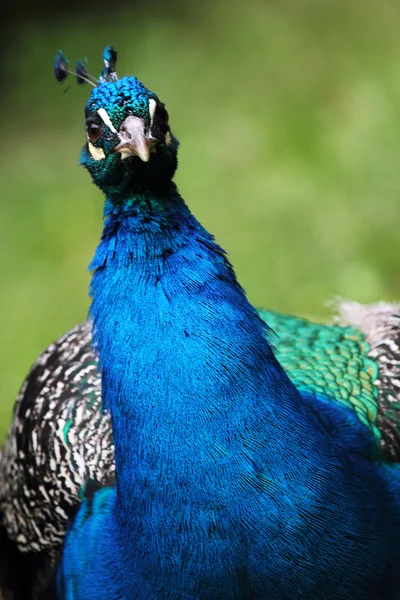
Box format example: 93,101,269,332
1,0,400,439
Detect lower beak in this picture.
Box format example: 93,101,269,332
113,116,155,163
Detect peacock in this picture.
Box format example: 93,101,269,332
1,46,400,599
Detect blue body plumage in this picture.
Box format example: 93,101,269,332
55,53,400,599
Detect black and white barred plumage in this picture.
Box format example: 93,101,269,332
0,323,113,562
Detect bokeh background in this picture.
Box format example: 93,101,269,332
1,0,400,440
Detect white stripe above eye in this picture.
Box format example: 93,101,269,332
97,108,117,134
149,98,157,124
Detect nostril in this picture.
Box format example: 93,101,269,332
120,127,131,139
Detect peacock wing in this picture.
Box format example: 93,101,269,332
259,303,400,463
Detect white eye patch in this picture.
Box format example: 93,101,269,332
88,142,106,161
97,108,118,134
164,131,172,147
149,98,157,125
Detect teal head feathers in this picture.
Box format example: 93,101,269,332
54,47,178,197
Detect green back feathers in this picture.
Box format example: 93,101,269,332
259,309,382,445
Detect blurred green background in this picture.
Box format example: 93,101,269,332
1,0,400,440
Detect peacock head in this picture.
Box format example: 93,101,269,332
54,46,179,197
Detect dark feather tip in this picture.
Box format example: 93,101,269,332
102,46,118,73
54,50,69,83
76,59,89,85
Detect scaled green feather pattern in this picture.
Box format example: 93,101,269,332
259,309,381,443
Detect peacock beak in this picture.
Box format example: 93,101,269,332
113,116,157,162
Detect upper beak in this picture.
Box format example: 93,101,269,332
113,116,157,162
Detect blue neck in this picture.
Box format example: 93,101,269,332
89,183,307,526
58,184,400,599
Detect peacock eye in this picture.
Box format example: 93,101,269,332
86,122,103,143
157,104,169,125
